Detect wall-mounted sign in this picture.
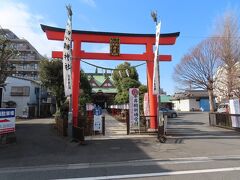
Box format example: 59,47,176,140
110,38,120,56
0,108,16,135
129,88,140,130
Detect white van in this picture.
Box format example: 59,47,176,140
217,103,229,113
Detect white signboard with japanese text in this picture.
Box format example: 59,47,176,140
0,108,16,135
93,115,102,131
93,106,102,132
129,88,140,130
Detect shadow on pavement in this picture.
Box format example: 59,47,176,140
1,112,240,179
0,119,171,179
166,113,240,144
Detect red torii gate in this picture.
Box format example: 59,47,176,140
41,24,179,130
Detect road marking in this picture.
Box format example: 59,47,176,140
168,135,240,138
0,155,240,174
56,166,240,180
0,160,210,174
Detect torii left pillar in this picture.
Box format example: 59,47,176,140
71,40,81,127
41,24,179,133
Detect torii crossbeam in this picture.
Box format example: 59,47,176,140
41,24,179,130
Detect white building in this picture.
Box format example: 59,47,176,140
172,90,211,112
1,76,41,118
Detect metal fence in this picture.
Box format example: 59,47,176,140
139,116,157,133
209,113,240,131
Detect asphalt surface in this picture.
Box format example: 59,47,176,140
0,112,240,180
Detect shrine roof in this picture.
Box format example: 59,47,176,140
87,73,114,87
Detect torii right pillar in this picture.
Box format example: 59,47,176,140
146,36,179,129
146,41,158,129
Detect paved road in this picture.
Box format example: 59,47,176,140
0,112,240,179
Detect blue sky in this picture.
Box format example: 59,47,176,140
1,0,240,94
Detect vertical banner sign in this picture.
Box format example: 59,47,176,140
152,22,161,95
143,93,150,116
229,99,240,128
129,88,140,130
63,5,73,96
0,108,16,135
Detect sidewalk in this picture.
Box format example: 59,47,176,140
104,110,127,136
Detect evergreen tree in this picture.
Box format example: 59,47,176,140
112,62,140,104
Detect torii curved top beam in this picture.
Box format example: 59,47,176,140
41,24,179,62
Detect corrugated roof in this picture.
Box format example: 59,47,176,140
160,95,172,103
172,90,209,100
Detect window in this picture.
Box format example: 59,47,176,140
11,86,30,96
23,64,27,70
33,74,38,80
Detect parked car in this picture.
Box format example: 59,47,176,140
160,108,178,118
217,103,229,113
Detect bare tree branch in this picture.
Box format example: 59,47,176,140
213,11,240,100
173,37,220,112
0,28,19,86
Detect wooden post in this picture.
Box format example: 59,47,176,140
102,116,105,136
126,110,130,135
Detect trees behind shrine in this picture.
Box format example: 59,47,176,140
112,62,147,107
39,59,92,111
